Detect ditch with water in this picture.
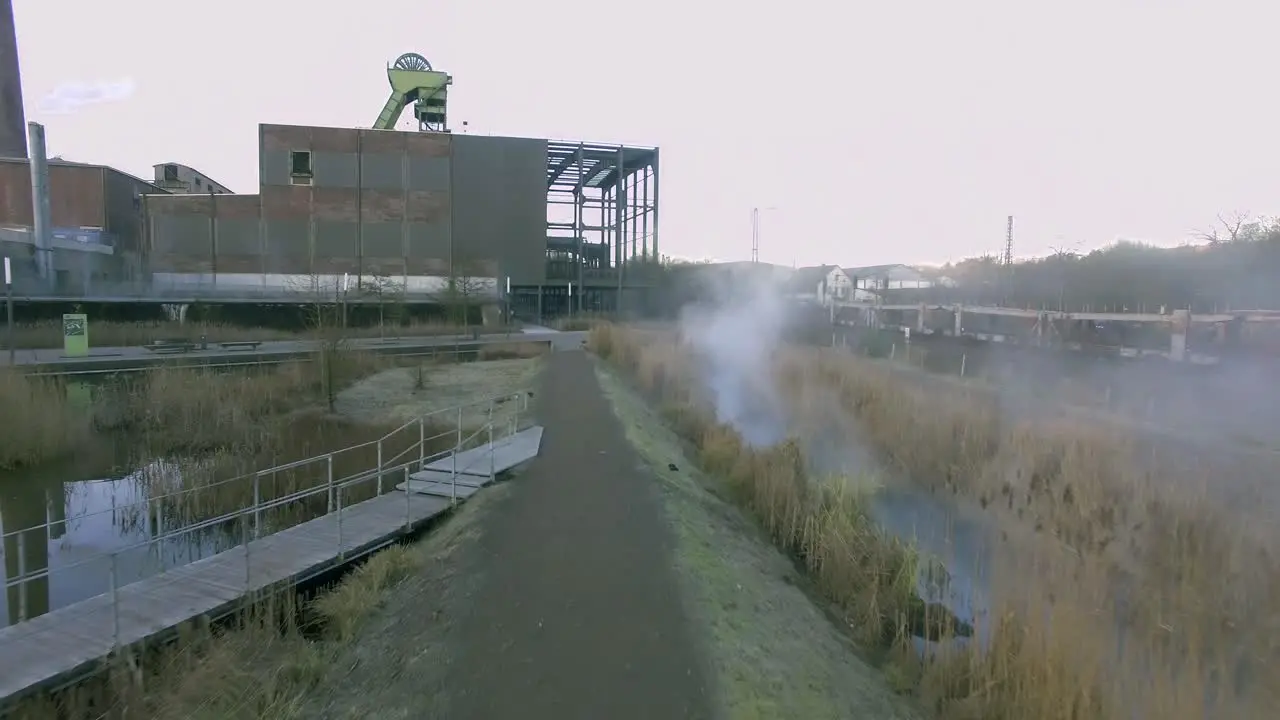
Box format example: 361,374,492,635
0,374,440,629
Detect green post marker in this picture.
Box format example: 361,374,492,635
62,313,88,357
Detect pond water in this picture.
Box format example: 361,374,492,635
0,455,238,628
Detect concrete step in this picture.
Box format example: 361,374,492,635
396,478,483,499
421,426,544,478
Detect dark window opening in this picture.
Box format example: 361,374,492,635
163,164,178,182
290,150,313,177
194,177,202,188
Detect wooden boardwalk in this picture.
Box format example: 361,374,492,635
0,490,453,708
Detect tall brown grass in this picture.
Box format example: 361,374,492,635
591,322,1279,719
0,369,93,469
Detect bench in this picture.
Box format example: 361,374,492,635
144,341,195,354
219,341,262,351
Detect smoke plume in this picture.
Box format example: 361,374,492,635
677,270,789,446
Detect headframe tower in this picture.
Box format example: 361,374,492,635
372,53,451,132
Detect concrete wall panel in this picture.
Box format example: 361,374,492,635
262,185,311,220
214,194,259,219
360,189,404,222
263,220,309,273
314,219,357,257
362,221,401,257
312,187,357,222
405,190,447,223
217,254,262,273
215,219,259,254
360,153,402,190
408,155,449,192
360,129,404,153
405,132,450,157
312,152,358,187
261,124,311,152
363,256,405,275
310,126,359,153
261,149,290,186
450,134,547,284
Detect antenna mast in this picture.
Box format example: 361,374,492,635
1003,215,1014,267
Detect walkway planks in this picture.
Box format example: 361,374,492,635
0,490,453,708
417,426,544,478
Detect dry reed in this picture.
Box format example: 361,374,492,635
591,322,1279,719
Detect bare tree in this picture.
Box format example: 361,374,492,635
433,260,495,339
360,273,406,340
286,271,352,411
1196,210,1250,245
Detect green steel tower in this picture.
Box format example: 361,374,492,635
373,53,451,132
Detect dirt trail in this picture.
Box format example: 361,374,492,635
443,349,714,719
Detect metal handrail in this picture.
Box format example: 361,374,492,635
0,389,530,626
0,389,525,545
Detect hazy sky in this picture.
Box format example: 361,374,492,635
11,0,1277,267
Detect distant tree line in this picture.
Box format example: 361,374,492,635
899,214,1280,313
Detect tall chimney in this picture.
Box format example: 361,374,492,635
0,0,27,158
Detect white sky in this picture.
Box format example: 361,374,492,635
12,0,1278,267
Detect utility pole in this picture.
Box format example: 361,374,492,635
752,206,778,264
1003,215,1014,267
751,208,759,263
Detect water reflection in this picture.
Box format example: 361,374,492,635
0,455,238,628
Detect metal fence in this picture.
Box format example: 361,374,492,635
0,389,530,630
20,338,550,377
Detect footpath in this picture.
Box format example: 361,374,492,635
444,349,714,720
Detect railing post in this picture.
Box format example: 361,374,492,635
17,531,27,622
242,513,251,597
418,417,426,470
337,486,345,561
404,466,412,530
327,454,335,513
377,437,384,495
452,406,462,504
109,551,120,647
489,419,495,483
252,471,262,539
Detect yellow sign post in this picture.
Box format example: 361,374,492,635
62,313,88,357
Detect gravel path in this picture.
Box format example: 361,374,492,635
444,349,714,719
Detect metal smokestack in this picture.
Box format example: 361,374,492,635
0,0,27,158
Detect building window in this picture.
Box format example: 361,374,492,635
194,177,202,188
163,164,178,182
290,150,313,177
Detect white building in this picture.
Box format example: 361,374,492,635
785,265,876,306
153,162,232,195
843,263,932,292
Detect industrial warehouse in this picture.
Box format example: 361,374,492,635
0,51,661,320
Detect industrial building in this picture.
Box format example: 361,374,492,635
0,46,661,318
0,155,160,294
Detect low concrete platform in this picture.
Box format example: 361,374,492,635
420,426,545,478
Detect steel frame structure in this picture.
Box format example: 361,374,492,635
541,140,659,315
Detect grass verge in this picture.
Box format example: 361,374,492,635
594,358,924,719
